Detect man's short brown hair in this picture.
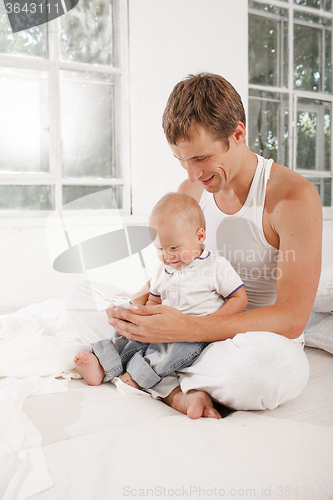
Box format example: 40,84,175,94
162,73,246,146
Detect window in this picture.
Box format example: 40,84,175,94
0,0,129,214
248,0,333,209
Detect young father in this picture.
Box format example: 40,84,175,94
107,74,322,419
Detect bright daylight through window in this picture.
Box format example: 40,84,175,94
248,0,333,207
0,0,129,212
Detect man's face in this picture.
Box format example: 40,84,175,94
169,125,238,193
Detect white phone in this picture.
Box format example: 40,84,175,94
111,295,133,310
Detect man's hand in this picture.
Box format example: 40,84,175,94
106,304,193,343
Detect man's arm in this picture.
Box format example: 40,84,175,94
108,174,322,343
187,175,322,341
262,172,322,336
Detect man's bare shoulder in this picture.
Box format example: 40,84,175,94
266,162,322,229
267,162,321,209
177,179,204,203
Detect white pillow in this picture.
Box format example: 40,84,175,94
312,265,333,313
304,311,333,355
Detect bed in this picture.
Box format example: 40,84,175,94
1,267,333,500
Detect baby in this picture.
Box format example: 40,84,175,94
74,193,247,396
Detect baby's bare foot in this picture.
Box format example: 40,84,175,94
73,352,105,386
120,371,140,389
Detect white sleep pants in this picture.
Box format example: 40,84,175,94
65,281,309,411
178,332,308,410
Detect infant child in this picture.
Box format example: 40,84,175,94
74,192,248,397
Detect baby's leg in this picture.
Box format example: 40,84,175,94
74,352,105,386
120,371,140,389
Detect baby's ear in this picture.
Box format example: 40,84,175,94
197,228,206,242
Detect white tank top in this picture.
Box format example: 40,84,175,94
200,154,279,310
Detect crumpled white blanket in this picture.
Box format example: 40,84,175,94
0,299,90,500
0,299,90,375
0,376,68,500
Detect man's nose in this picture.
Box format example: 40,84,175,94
185,162,201,182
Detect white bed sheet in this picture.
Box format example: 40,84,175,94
23,347,333,500
1,299,333,500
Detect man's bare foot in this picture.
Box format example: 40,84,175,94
120,371,140,389
73,352,105,386
163,387,222,419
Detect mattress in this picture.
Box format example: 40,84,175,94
1,297,332,500
20,346,333,500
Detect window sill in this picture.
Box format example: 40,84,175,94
0,211,149,228
2,207,333,228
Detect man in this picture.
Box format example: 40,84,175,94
107,73,323,419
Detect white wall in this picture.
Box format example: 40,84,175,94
129,0,248,216
0,0,249,314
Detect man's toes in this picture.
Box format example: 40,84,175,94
203,406,222,419
187,399,205,419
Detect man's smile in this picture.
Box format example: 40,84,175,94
201,175,214,185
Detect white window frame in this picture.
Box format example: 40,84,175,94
0,0,131,224
249,0,333,218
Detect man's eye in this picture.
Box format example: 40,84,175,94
170,247,178,250
196,157,207,162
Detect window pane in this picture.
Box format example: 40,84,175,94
248,91,289,166
307,177,332,205
59,0,113,65
60,71,115,178
0,67,49,173
294,14,332,92
296,98,331,171
326,28,332,92
249,5,288,87
0,2,47,58
294,0,321,8
283,20,289,87
62,186,122,209
249,2,287,13
294,0,332,9
0,185,52,210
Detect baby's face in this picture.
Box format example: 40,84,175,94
151,220,205,270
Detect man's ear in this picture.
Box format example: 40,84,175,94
232,122,246,144
197,228,206,243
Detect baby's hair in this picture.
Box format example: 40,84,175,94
150,192,206,232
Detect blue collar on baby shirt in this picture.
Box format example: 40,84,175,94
164,249,211,275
